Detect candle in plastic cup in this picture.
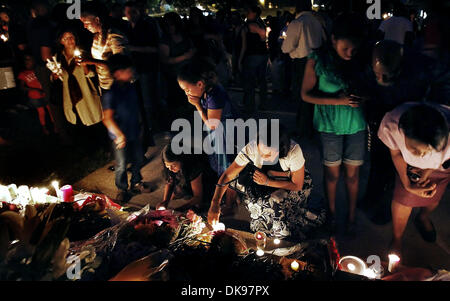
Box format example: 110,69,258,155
74,49,81,57
60,185,73,202
388,254,400,273
254,231,267,249
291,260,300,272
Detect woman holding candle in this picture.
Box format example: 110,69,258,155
208,122,326,241
55,29,103,126
156,143,217,213
378,103,450,256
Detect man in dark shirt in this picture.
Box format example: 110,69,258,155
124,1,160,147
102,54,149,202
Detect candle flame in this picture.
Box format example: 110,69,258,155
273,238,281,245
348,263,356,271
388,254,400,262
212,222,225,231
74,49,81,57
256,249,264,256
291,260,300,271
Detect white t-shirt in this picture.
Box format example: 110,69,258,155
234,140,305,172
281,11,326,59
378,16,413,45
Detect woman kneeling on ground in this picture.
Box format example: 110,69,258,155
207,122,326,241
157,143,218,213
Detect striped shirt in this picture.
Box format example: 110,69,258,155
91,28,129,90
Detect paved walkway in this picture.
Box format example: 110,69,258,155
75,88,450,270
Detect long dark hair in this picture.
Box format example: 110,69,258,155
162,144,188,188
177,57,218,91
255,121,291,159
399,104,449,152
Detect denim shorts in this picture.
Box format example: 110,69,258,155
319,130,366,167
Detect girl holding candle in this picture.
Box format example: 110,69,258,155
208,122,326,241
378,103,450,256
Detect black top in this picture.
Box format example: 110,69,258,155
27,17,55,66
245,19,267,56
127,17,160,73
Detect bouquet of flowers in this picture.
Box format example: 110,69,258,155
68,206,207,280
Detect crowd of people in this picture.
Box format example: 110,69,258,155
0,0,449,259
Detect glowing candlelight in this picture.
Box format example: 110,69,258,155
157,206,166,210
339,256,367,276
256,249,264,256
273,238,281,245
74,48,81,57
212,222,225,231
254,231,267,250
52,181,62,199
0,185,12,202
290,260,300,272
0,34,7,42
388,254,400,273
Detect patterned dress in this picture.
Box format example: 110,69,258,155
232,161,326,241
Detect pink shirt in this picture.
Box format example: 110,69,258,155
378,103,450,171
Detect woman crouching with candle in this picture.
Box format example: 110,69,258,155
157,143,218,213
378,103,450,256
208,122,326,240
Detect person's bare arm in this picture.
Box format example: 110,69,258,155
102,109,126,149
301,58,359,107
389,149,437,198
157,181,175,209
253,166,305,191
208,161,245,224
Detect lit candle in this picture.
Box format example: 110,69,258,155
0,34,7,42
7,184,18,199
52,181,62,199
291,260,300,272
212,222,225,231
256,249,264,257
388,254,400,273
74,48,81,58
157,206,166,211
0,185,12,202
339,256,367,276
273,238,281,245
254,231,267,250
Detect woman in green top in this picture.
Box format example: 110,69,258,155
301,14,367,236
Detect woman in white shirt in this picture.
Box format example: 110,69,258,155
208,122,326,240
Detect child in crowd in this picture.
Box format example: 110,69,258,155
18,53,54,135
102,54,150,202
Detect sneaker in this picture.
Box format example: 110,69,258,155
115,190,129,203
130,181,152,194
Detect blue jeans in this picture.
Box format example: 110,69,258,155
319,130,366,167
113,139,143,191
242,54,268,111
